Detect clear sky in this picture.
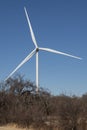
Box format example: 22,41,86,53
0,0,87,96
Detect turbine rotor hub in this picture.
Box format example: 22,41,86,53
36,48,39,52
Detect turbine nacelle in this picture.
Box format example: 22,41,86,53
36,48,39,52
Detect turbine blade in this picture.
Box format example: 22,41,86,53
5,49,36,81
24,7,38,48
39,47,82,60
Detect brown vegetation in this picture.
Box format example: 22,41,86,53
0,75,87,130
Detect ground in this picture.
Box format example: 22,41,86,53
0,124,32,130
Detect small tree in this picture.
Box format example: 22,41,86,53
57,95,81,130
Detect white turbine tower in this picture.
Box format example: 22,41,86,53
5,7,82,92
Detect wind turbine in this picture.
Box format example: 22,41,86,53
5,7,82,92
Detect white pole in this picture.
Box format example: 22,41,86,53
36,52,39,92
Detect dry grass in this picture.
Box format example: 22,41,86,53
0,126,25,130
0,124,34,130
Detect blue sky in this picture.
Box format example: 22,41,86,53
0,0,87,96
